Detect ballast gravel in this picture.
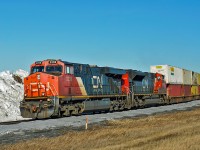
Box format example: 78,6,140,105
1,100,200,138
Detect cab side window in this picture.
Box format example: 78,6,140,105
65,66,74,74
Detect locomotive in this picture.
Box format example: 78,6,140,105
20,59,167,119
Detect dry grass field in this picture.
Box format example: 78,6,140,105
2,108,200,150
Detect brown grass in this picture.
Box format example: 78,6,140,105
2,109,200,150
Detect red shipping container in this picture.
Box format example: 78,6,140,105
182,85,191,97
167,84,182,97
198,86,200,95
167,84,191,97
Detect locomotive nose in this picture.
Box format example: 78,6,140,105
24,72,59,98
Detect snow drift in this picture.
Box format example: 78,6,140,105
0,69,28,122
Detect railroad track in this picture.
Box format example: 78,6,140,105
0,100,200,145
0,119,34,125
0,99,196,126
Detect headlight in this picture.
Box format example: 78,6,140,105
47,98,52,102
35,61,42,65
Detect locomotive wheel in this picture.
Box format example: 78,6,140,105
138,99,145,107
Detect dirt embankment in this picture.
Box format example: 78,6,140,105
2,108,200,150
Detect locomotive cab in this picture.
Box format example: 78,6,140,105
31,60,64,75
24,60,66,98
21,59,74,118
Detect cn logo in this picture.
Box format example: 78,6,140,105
92,76,101,89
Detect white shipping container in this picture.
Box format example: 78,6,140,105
183,69,192,85
150,65,183,84
192,72,198,85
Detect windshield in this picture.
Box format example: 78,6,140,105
46,65,63,74
31,66,44,74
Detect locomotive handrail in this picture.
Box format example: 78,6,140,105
123,86,133,94
123,86,135,100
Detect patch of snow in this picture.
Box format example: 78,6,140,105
14,69,29,79
0,69,28,122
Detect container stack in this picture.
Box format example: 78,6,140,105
150,65,200,98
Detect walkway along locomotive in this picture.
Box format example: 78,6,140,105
20,59,199,119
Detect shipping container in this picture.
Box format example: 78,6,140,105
150,65,183,84
182,85,191,97
167,84,192,97
191,86,199,95
167,84,182,97
192,72,198,85
198,86,200,95
183,69,192,85
197,74,200,85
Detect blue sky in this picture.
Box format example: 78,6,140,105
0,0,200,72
